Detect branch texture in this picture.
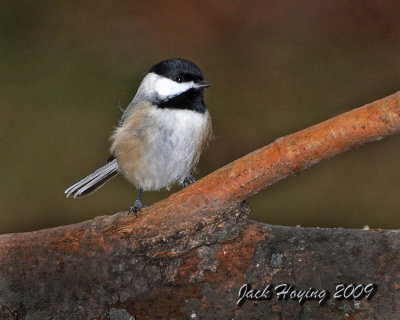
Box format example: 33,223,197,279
0,92,399,319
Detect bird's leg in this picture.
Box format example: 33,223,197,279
129,187,146,214
182,175,196,188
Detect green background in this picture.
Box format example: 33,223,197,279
1,1,400,233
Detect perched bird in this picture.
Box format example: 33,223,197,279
65,58,212,213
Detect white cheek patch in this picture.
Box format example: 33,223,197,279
144,73,195,100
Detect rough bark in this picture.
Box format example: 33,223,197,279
1,92,400,319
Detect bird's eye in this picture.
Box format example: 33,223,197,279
177,77,183,83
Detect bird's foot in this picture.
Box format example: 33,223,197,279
128,199,146,215
182,176,196,188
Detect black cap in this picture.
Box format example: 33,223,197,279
149,58,204,83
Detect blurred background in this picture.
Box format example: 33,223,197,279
1,1,400,234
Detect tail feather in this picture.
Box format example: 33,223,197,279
65,159,119,198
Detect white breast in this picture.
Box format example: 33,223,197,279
133,108,210,190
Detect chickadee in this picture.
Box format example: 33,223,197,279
65,58,212,213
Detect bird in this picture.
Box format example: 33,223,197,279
65,58,212,213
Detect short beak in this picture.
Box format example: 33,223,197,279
195,80,212,88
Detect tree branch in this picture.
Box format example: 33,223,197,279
1,92,399,319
